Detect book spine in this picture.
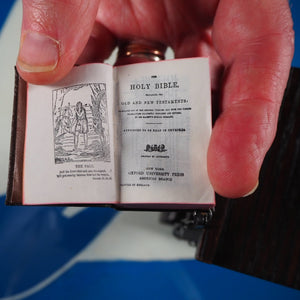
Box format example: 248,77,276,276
6,69,27,205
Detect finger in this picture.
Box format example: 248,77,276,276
208,0,294,197
76,21,116,65
17,0,114,84
173,30,224,91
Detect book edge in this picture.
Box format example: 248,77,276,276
5,68,27,205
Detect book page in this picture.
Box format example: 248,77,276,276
23,63,117,204
116,58,214,205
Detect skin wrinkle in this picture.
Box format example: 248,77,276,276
76,22,117,64
19,0,101,84
23,0,87,34
161,1,174,45
239,33,293,69
175,32,206,57
23,0,99,60
174,31,223,90
213,0,294,67
219,101,276,139
208,94,278,196
163,0,216,51
226,103,278,150
125,0,143,36
230,66,284,104
245,124,270,172
136,1,171,39
90,24,116,56
219,32,292,111
210,142,258,195
60,3,99,62
24,2,57,34
225,68,286,108
167,1,194,41
97,0,220,48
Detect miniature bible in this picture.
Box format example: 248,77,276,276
6,57,215,209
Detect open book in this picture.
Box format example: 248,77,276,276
6,57,214,209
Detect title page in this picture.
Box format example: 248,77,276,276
116,58,214,205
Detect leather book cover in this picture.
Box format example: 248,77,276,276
6,69,27,206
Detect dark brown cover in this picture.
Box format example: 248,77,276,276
6,69,27,205
197,67,300,290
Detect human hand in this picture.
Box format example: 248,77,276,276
17,0,294,198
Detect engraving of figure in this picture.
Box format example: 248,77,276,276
74,101,88,150
55,103,73,137
53,83,110,164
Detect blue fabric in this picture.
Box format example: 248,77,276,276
25,261,300,300
0,0,15,29
290,0,300,67
0,196,117,297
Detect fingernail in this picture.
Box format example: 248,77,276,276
242,180,259,197
17,31,60,73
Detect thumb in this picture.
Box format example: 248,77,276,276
17,0,100,84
